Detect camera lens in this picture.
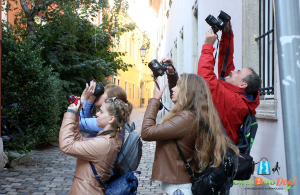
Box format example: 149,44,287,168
205,15,218,27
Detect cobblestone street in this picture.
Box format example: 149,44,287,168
0,108,166,195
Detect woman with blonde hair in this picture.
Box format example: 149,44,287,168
141,69,238,195
60,97,129,194
79,81,133,137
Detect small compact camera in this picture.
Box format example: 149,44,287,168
148,59,172,78
67,94,79,105
205,10,231,34
87,79,105,97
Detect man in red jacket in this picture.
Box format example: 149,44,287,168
197,24,261,144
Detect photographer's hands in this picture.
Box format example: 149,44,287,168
154,83,167,100
68,99,83,113
205,29,218,45
161,58,175,74
223,21,232,33
81,80,97,103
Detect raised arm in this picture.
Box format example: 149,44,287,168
198,29,219,87
218,23,235,78
59,111,112,161
141,98,196,141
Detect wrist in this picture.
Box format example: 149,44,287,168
66,109,77,115
166,69,175,75
88,96,97,103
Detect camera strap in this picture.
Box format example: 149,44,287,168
219,31,231,81
214,37,220,67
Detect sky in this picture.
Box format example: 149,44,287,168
127,0,158,46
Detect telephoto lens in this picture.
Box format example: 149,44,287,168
205,15,219,34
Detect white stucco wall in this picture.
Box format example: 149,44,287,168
155,0,289,194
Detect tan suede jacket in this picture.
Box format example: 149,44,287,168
59,112,121,195
141,98,197,184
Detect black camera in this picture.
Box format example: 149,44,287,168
87,79,105,97
148,59,172,78
205,10,231,34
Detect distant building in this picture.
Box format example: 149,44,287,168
109,17,156,108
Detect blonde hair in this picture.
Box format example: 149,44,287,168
104,98,129,138
160,73,239,173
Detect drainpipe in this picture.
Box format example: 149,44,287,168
274,0,300,194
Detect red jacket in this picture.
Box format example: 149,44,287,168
197,31,260,144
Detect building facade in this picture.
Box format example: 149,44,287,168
108,17,156,108
149,0,299,194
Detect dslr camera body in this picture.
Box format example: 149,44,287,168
67,94,79,105
148,59,172,78
205,10,231,34
87,78,105,97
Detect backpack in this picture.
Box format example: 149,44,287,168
236,113,258,155
220,113,258,180
107,122,143,184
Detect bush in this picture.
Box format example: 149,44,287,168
1,34,64,153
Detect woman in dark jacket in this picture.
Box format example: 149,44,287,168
141,72,238,195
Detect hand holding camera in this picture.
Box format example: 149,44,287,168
83,79,105,103
68,100,82,112
148,59,174,78
205,10,231,34
205,29,218,45
81,80,96,101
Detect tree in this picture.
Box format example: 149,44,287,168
2,0,135,152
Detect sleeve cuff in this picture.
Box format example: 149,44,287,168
66,109,77,115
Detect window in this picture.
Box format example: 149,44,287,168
138,85,140,99
257,0,275,98
113,77,116,84
133,83,135,99
129,82,132,99
118,79,120,86
125,34,128,54
125,81,127,93
243,0,277,120
129,38,132,57
133,41,135,59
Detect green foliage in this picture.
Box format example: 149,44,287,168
1,0,135,153
1,31,64,152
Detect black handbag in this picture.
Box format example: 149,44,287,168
220,121,255,180
175,140,238,195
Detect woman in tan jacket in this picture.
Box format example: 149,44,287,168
60,97,129,195
141,72,238,195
